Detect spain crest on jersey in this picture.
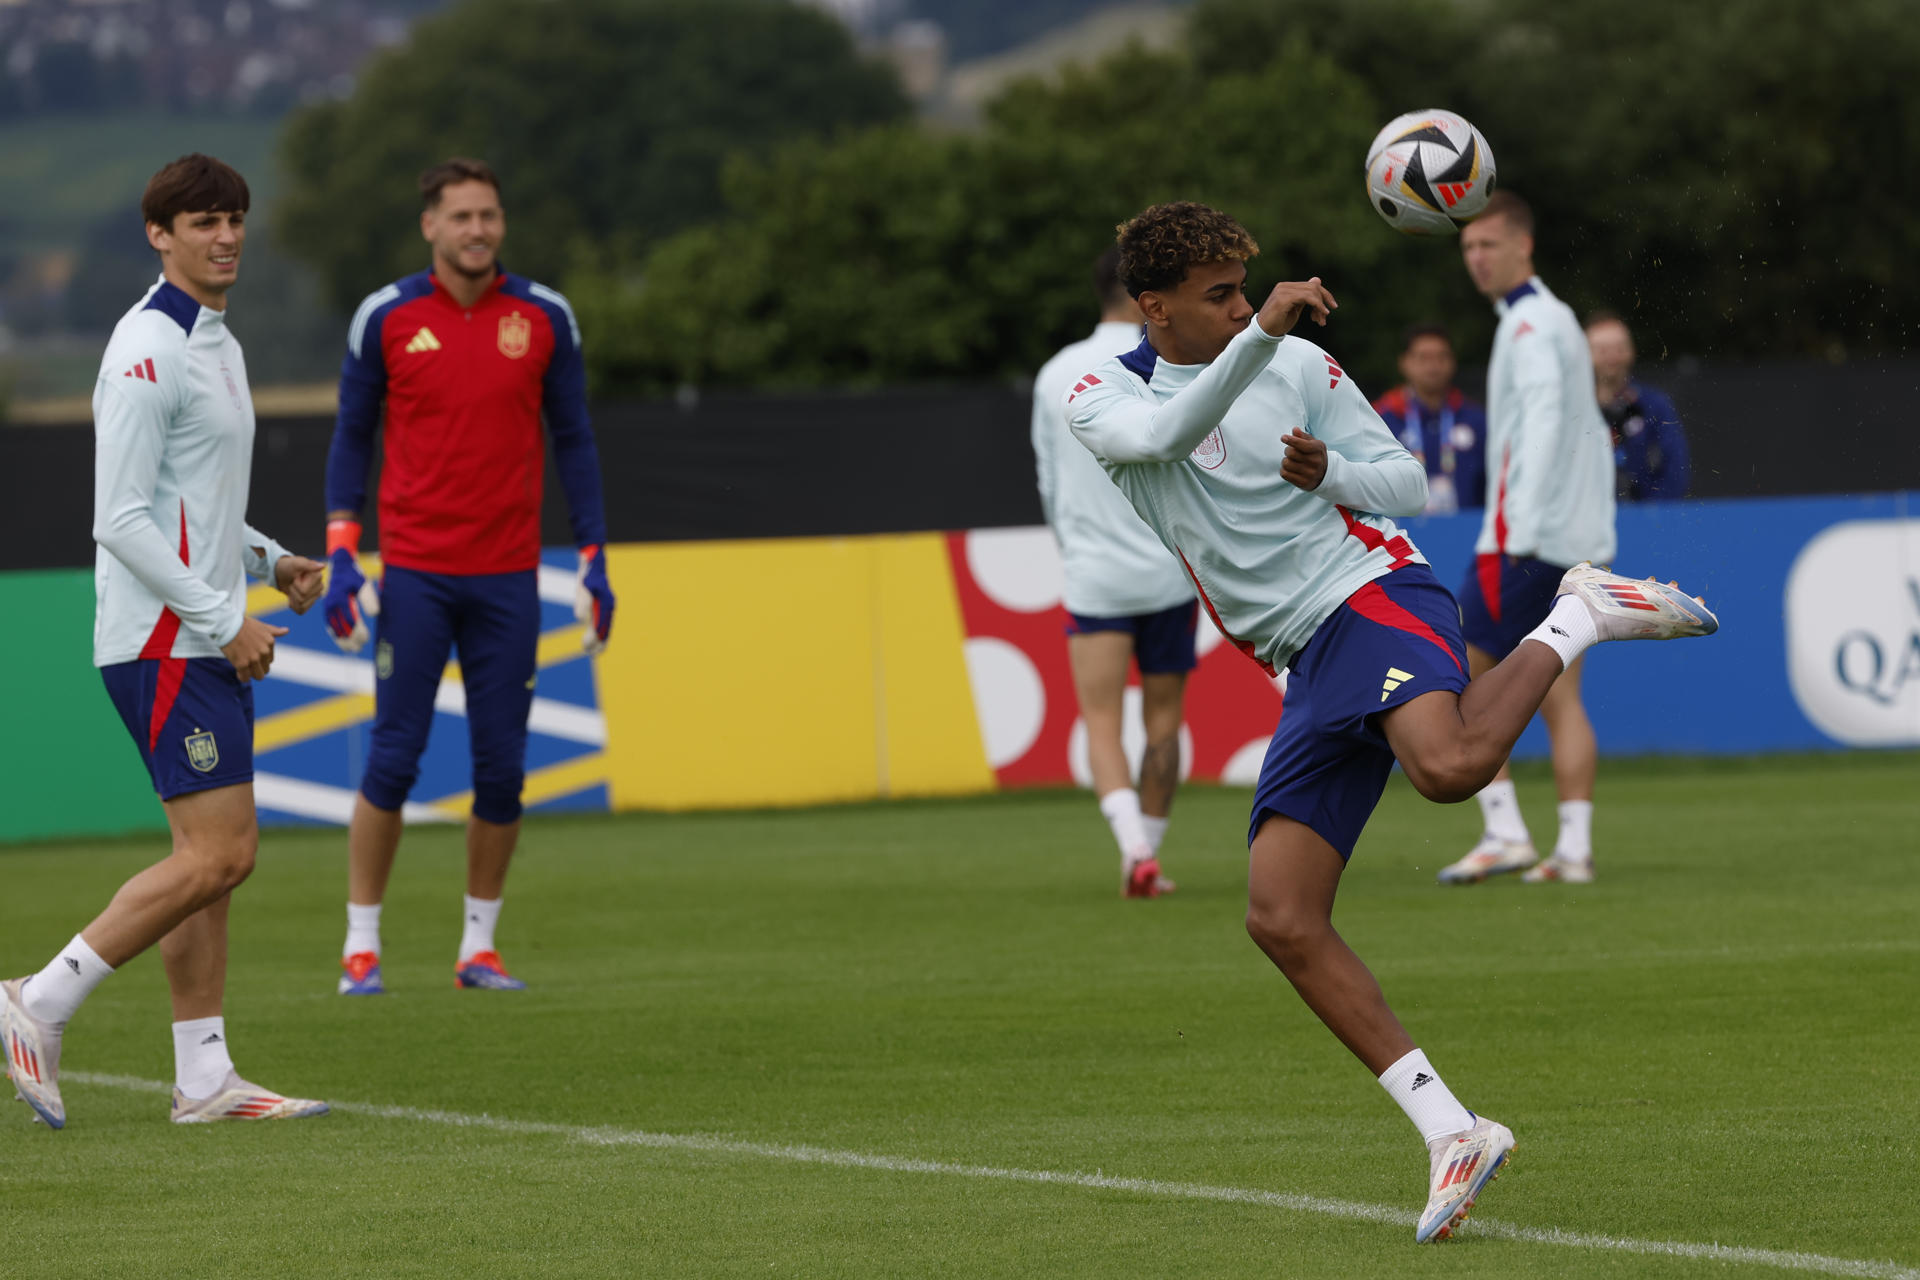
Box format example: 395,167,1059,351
1191,427,1227,471
497,311,531,359
185,730,219,773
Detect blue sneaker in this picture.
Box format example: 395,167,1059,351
338,952,385,996
455,951,526,991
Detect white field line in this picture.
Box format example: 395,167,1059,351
64,1073,1917,1280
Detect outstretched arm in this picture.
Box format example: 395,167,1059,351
1071,279,1338,464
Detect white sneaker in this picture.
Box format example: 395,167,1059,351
1559,563,1720,642
2,976,64,1130
1523,855,1595,884
1417,1114,1515,1243
1436,836,1538,885
171,1070,329,1124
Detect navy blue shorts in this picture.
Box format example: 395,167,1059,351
1065,599,1200,674
1248,564,1469,860
362,566,539,824
101,656,254,800
1457,553,1566,658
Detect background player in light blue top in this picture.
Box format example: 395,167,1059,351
1068,202,1719,1241
2,155,329,1129
1440,193,1619,887
1032,248,1196,896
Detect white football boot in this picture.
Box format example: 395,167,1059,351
171,1070,329,1123
1416,1114,1515,1243
2,977,65,1129
1436,836,1539,885
1522,855,1595,884
1558,563,1719,642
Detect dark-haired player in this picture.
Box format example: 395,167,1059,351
1065,201,1718,1241
323,159,613,995
3,154,329,1128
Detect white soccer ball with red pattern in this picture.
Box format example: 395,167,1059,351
1365,109,1496,236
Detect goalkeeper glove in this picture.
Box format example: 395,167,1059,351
322,519,380,655
574,543,615,655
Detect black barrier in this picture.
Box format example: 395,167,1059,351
5,361,1919,572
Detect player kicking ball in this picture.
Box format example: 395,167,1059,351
1066,203,1717,1241
3,155,329,1129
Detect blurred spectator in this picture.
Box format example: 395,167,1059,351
1586,311,1691,501
1371,325,1487,514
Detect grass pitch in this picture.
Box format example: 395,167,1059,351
2,754,1916,1278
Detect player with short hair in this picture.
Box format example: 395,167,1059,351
1438,192,1619,887
1032,247,1196,896
3,153,330,1128
323,158,614,995
1066,201,1717,1241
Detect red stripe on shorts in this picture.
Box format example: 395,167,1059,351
1346,579,1463,672
1476,552,1504,624
149,657,187,751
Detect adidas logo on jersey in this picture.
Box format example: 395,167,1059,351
123,357,158,382
1323,353,1345,390
1380,666,1414,703
405,327,443,354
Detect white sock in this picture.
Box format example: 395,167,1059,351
1099,788,1154,866
1555,800,1594,863
344,902,383,959
460,895,502,961
1523,594,1599,670
1475,779,1529,844
1378,1048,1475,1145
172,1016,236,1101
21,934,114,1026
1141,814,1170,855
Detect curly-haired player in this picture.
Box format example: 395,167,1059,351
1065,201,1721,1241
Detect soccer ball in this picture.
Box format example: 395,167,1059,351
1365,110,1496,236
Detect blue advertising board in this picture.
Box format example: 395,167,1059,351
1402,491,1920,757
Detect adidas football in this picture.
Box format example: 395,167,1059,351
1365,110,1496,236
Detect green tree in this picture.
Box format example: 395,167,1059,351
1190,0,1920,360
276,0,908,311
577,38,1460,392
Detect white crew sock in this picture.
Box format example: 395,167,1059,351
1555,800,1594,864
1141,814,1170,855
460,895,502,961
21,934,114,1026
1378,1048,1475,1145
1098,788,1154,866
344,902,383,959
1523,594,1599,670
172,1016,237,1101
1475,779,1530,844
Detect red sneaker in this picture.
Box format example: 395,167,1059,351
1124,858,1176,898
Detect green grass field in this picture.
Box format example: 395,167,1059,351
3,755,1916,1278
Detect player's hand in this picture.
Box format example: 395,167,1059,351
275,555,326,615
322,519,379,654
574,544,615,656
1256,277,1338,336
223,616,288,683
1281,429,1328,491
